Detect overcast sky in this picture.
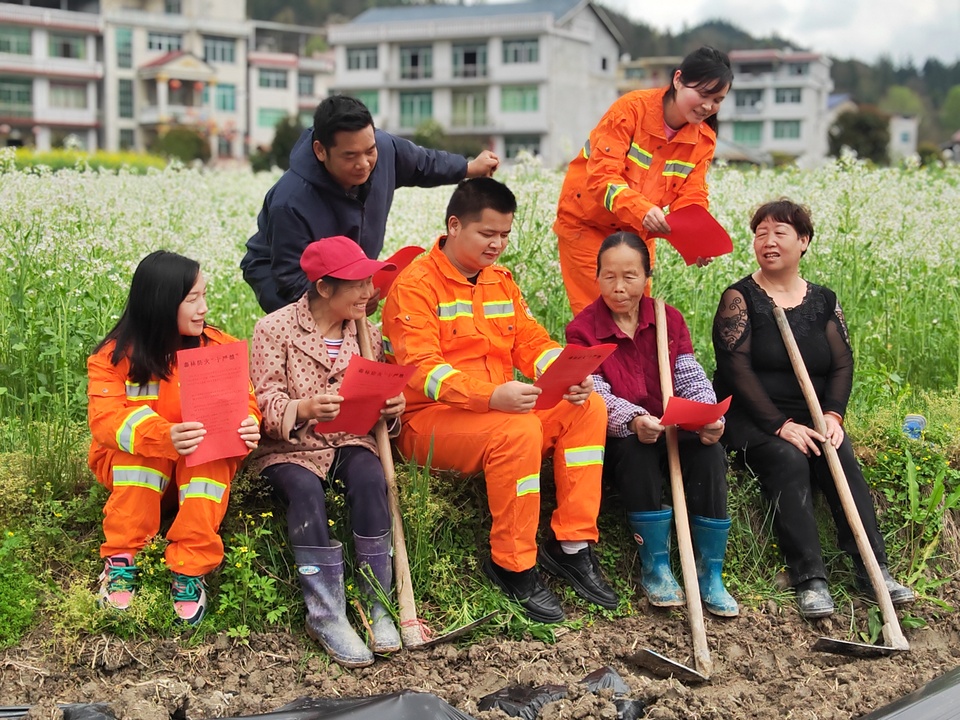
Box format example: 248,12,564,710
599,0,960,65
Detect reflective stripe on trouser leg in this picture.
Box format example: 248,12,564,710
538,393,606,542
98,450,174,559
165,455,239,576
398,405,544,572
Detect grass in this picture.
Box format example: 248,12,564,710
0,152,958,653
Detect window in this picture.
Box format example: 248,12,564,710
502,39,538,64
49,33,85,60
452,90,487,127
453,43,487,78
165,0,181,14
118,79,133,118
0,26,31,55
735,89,763,108
49,82,87,109
601,57,608,71
773,120,801,139
504,135,540,159
259,68,288,89
298,73,314,97
203,36,235,64
215,83,235,112
400,46,432,80
787,63,809,76
346,47,378,71
775,87,802,104
217,135,231,157
115,27,132,68
900,131,910,143
399,91,432,128
147,32,182,52
733,121,763,146
354,89,379,114
501,85,538,112
258,108,288,129
0,77,32,117
624,66,646,79
119,128,135,150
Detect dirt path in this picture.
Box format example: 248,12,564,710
5,587,960,720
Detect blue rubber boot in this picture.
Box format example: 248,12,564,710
690,515,740,617
627,509,684,607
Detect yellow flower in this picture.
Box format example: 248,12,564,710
260,511,273,518
235,562,242,568
239,546,248,553
328,519,335,526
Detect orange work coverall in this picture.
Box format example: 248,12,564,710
87,327,260,576
382,239,607,572
554,86,717,315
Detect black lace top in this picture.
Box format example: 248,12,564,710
712,275,853,436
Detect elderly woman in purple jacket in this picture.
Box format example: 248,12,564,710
565,231,737,617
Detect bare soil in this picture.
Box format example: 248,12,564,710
4,584,960,720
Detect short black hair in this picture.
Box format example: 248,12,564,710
444,178,517,227
750,198,815,246
313,95,374,148
596,231,650,277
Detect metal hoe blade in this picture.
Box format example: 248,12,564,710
412,611,499,650
628,648,709,684
812,636,900,658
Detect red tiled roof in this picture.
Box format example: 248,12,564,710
140,51,186,69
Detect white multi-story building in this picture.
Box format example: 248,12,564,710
717,49,833,168
327,0,622,167
0,2,101,151
0,0,331,158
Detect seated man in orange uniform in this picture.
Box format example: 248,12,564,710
382,178,617,623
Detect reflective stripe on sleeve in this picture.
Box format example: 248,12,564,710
423,364,459,400
627,143,653,169
516,473,541,497
382,336,394,357
115,406,157,454
112,465,170,493
125,381,160,400
663,160,695,178
604,183,628,212
581,139,591,159
437,300,474,320
482,300,515,319
534,347,562,377
564,445,605,467
179,477,228,504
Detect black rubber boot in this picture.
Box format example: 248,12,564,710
354,531,402,653
795,578,834,619
854,563,915,605
294,543,373,668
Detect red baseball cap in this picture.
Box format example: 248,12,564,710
300,236,395,282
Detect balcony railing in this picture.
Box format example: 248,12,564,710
0,102,32,118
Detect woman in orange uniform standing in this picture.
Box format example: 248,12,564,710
554,46,733,315
87,251,261,625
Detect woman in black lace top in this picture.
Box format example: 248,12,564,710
712,199,913,618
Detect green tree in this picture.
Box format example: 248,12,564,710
879,85,924,117
412,119,446,150
828,108,890,165
151,126,210,163
940,85,960,135
270,116,305,171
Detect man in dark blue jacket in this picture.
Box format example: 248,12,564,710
242,95,499,312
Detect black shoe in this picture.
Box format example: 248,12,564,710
856,565,915,606
795,578,834,619
482,557,565,624
537,539,619,610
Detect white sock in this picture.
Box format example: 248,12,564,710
560,540,588,554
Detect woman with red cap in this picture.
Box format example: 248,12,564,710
249,236,404,667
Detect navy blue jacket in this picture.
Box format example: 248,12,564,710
242,128,468,312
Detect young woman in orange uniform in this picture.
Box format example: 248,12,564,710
88,251,260,625
554,46,733,315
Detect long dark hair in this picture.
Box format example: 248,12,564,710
96,250,204,383
664,46,733,133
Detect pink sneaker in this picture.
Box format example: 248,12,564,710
98,554,137,610
171,572,207,625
